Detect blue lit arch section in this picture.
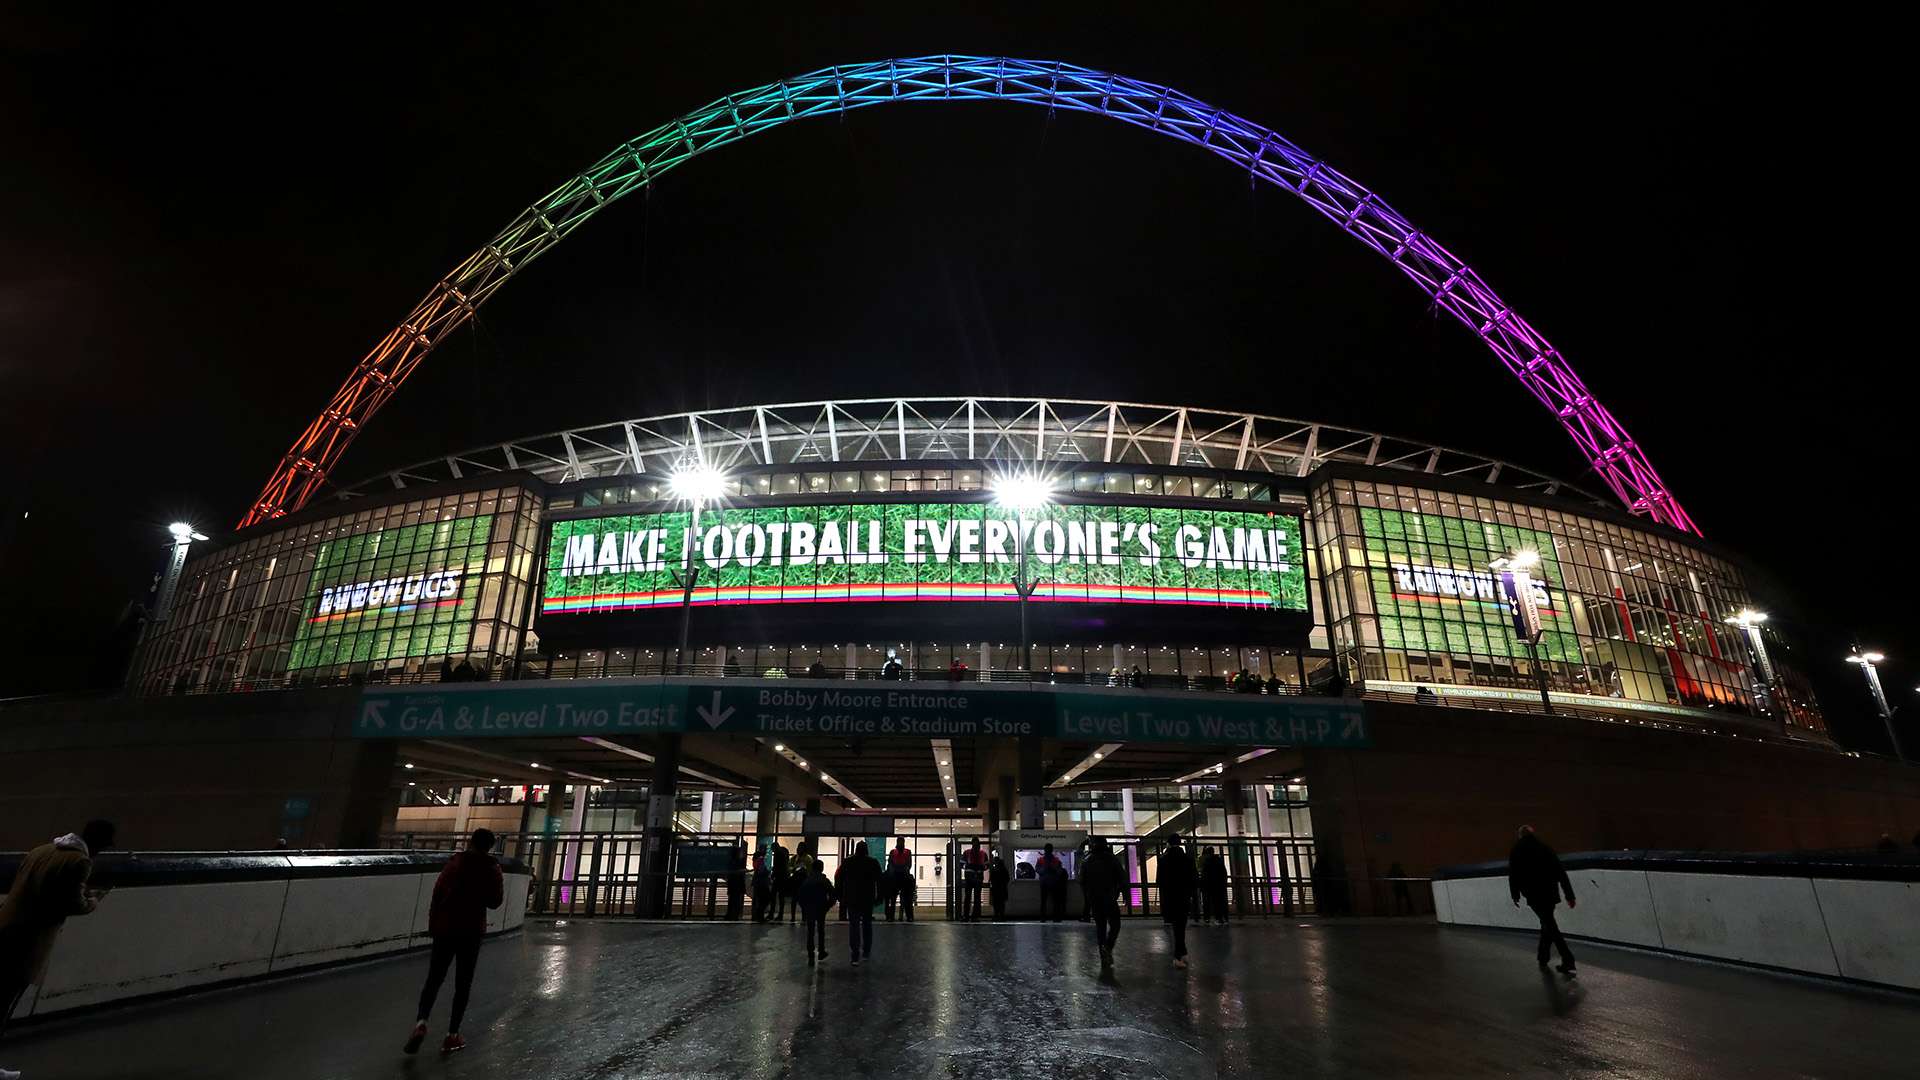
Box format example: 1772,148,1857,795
244,56,1695,534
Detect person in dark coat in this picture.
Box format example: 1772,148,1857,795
1080,838,1125,966
1508,825,1577,975
838,841,882,964
989,855,1010,919
725,841,746,920
1158,836,1197,969
752,852,772,922
1036,843,1068,922
770,842,791,921
1,820,113,1064
406,828,505,1054
794,859,838,966
1201,846,1230,925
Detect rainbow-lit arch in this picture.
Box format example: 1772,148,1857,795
243,56,1695,533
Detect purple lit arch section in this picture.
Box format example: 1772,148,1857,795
243,56,1695,534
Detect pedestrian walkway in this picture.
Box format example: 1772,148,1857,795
5,919,1915,1078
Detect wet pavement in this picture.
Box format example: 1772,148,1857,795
5,917,1916,1078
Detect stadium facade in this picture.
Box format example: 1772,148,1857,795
131,397,1824,741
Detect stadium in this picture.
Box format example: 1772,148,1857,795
10,58,1905,921
133,395,1824,743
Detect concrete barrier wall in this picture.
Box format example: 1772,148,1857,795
4,852,529,1021
1435,856,1920,991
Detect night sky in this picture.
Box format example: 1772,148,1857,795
2,7,1907,749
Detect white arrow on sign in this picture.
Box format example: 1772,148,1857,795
1340,713,1365,741
361,700,388,730
696,691,735,730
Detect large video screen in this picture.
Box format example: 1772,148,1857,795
288,514,494,670
1358,506,1580,662
543,501,1308,615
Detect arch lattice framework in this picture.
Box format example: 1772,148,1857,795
242,56,1696,534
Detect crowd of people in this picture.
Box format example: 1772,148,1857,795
1,814,1660,1073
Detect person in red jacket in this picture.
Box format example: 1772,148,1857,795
405,828,504,1055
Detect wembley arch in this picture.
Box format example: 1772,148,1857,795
241,55,1696,534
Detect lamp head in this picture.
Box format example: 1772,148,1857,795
990,471,1054,511
668,463,729,504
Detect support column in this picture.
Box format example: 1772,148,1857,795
699,790,714,834
997,776,1015,831
755,775,780,851
1254,780,1282,913
642,735,681,917
559,781,591,905
1224,779,1252,916
452,784,476,837
1121,787,1141,911
1017,736,1045,828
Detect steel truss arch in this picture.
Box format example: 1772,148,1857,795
243,55,1695,533
344,397,1604,507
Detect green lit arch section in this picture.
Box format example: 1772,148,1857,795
243,56,1695,533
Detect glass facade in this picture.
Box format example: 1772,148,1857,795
1308,477,1823,731
136,485,545,694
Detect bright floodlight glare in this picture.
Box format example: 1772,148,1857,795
991,472,1054,510
168,521,207,541
1846,651,1885,665
1506,550,1540,570
668,463,729,503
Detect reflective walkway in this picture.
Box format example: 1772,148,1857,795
6,919,1915,1078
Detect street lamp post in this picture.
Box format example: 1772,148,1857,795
1726,609,1786,738
668,463,728,676
1846,649,1905,762
991,473,1053,678
1491,551,1552,716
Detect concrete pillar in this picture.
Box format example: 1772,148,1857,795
1224,780,1252,915
699,790,714,834
1121,787,1141,910
642,735,682,917
997,776,1015,831
755,775,780,850
1017,736,1045,829
559,783,591,905
452,784,476,837
1254,781,1282,912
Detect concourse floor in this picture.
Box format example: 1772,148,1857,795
5,917,1916,1079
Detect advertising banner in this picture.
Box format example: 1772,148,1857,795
1358,507,1580,663
289,514,494,670
354,678,1368,747
543,501,1308,616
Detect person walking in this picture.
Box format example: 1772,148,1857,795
405,828,505,1055
795,859,837,966
1201,846,1230,925
1388,861,1414,915
989,854,1010,920
1,820,114,1079
770,842,791,922
839,841,881,965
961,841,989,921
1508,825,1577,975
1158,836,1196,969
725,840,746,920
786,859,808,924
885,838,914,922
1080,838,1124,967
1036,843,1067,922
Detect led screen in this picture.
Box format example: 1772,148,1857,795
288,515,494,669
543,501,1308,615
1358,506,1580,662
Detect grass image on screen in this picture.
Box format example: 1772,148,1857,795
1358,506,1579,662
288,514,494,670
544,501,1308,615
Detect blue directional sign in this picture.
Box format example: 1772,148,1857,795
354,678,1367,748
